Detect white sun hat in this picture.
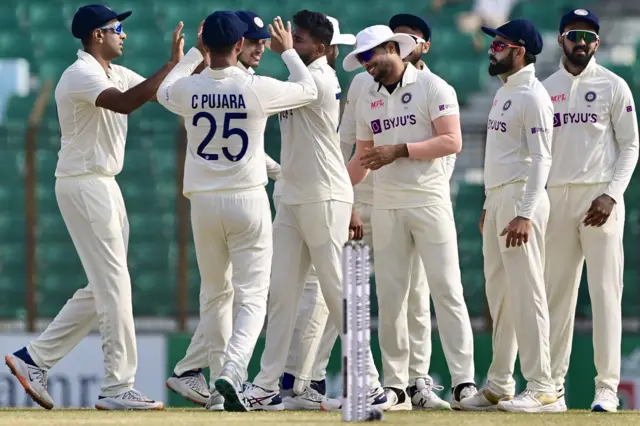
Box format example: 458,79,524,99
327,16,356,46
342,25,416,72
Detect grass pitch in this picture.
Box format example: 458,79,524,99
0,409,639,426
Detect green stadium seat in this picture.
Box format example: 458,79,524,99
25,3,67,28
32,31,78,63
0,214,24,243
38,59,71,81
37,212,69,241
0,31,34,60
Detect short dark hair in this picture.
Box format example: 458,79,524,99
293,10,333,47
524,51,536,65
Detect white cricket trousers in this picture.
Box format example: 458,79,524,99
186,187,272,383
373,203,474,390
545,184,625,392
27,175,136,397
483,182,554,395
254,200,382,391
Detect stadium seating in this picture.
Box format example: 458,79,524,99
1,0,637,321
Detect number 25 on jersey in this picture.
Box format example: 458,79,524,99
192,112,248,162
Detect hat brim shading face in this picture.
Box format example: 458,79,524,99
343,33,416,72
115,11,132,23
480,26,512,43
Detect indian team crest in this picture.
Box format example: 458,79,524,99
585,91,597,102
502,100,512,111
401,93,412,104
574,9,589,16
254,17,264,27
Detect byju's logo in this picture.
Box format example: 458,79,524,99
371,119,382,134
553,113,561,127
554,112,598,128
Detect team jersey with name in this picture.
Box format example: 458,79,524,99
355,63,458,209
543,58,639,201
157,48,317,196
55,50,145,178
278,56,353,205
484,64,553,218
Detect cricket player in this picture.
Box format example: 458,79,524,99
165,10,281,410
543,9,638,412
459,19,561,413
279,15,356,411
343,23,474,411
245,10,390,411
3,4,187,410
156,11,318,412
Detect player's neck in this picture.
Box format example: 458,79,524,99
562,56,587,76
209,55,237,69
381,62,407,86
499,62,527,83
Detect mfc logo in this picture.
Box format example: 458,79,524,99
371,114,417,134
487,119,507,133
553,112,598,127
371,99,384,110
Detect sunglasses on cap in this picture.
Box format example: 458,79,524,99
489,40,522,53
100,22,123,35
562,30,599,44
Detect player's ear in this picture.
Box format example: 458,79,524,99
235,38,244,54
557,34,563,48
422,40,430,54
93,28,104,44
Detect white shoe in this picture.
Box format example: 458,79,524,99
283,386,340,410
5,352,54,410
556,387,567,412
166,369,210,406
451,383,477,410
206,390,224,411
410,378,451,410
95,389,164,410
320,386,391,412
497,389,563,413
214,364,247,412
459,387,512,411
242,383,285,411
384,387,412,411
591,387,618,412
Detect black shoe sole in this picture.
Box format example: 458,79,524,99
215,377,247,412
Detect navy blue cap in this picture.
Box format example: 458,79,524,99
389,14,431,42
202,11,248,49
71,4,132,39
235,11,270,40
481,19,543,55
559,8,599,34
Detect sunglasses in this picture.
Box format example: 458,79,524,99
407,34,426,44
100,22,123,35
489,40,521,53
357,48,376,63
562,30,599,44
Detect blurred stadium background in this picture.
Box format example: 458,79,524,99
0,0,639,410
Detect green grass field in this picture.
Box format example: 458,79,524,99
0,409,639,426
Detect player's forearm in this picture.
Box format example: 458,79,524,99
157,48,204,104
347,157,369,185
281,50,317,103
605,140,639,202
405,133,462,160
518,155,552,219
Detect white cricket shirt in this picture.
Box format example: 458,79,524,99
484,64,554,218
157,48,317,196
355,63,458,209
278,56,353,205
543,58,639,202
55,50,144,178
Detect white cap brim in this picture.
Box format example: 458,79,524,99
343,33,416,72
331,33,356,46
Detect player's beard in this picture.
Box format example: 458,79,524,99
564,42,594,68
488,51,514,76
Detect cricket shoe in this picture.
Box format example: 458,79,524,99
384,387,412,411
497,389,563,413
320,387,391,411
283,386,340,410
459,386,512,411
5,347,54,410
206,390,225,411
591,387,618,412
556,387,567,412
451,382,478,410
241,383,285,411
95,389,164,410
408,378,451,410
214,364,248,412
166,369,210,406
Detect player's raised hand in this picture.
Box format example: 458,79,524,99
170,21,185,64
268,16,293,54
195,20,205,55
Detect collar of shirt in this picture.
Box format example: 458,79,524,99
308,55,329,70
201,66,247,79
236,61,255,75
559,56,597,80
376,62,419,94
501,63,536,87
77,49,112,77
